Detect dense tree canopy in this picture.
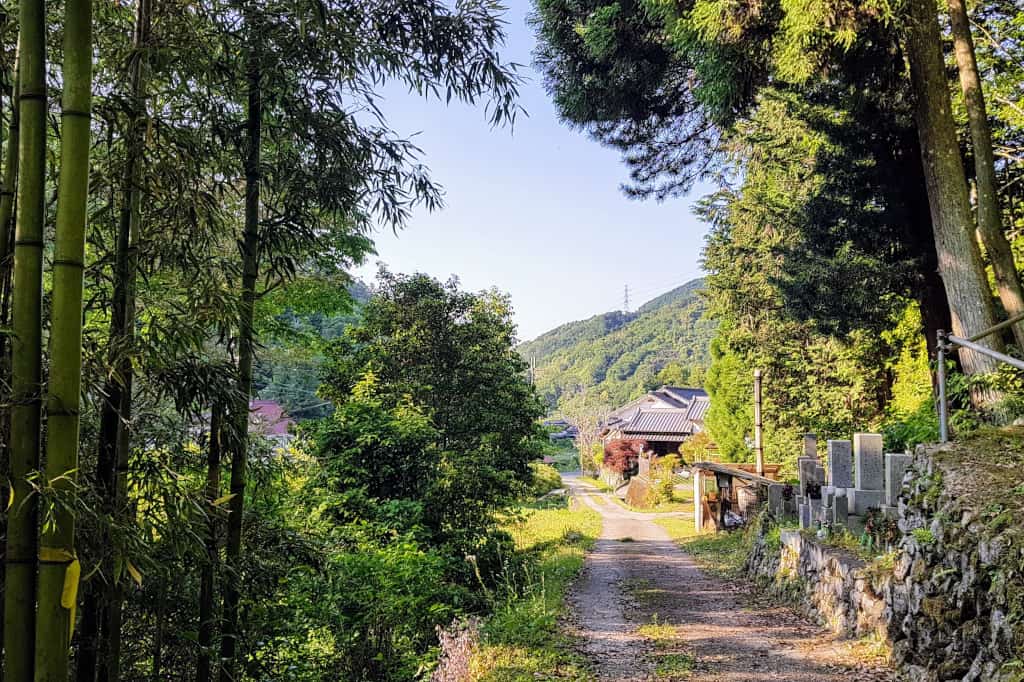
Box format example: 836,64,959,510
532,0,1024,462
0,1,535,679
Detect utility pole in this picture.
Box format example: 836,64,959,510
753,368,764,476
623,284,630,312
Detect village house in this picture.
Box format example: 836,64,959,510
601,385,709,456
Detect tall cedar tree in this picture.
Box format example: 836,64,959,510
946,0,1024,347
904,0,1002,379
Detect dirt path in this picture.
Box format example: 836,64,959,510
563,478,893,682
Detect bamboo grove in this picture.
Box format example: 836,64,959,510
0,0,530,679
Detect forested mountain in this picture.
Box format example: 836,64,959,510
520,278,715,411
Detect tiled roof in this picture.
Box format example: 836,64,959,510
648,390,688,409
687,396,710,422
624,432,691,442
626,409,694,434
659,386,708,404
604,386,710,437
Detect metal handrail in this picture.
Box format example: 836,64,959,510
936,322,1024,442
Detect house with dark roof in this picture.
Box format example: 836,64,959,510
602,386,709,456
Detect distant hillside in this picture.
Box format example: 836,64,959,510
519,279,715,411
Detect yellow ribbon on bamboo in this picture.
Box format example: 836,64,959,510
39,546,81,640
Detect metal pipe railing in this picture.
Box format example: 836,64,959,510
947,334,1024,371
936,322,1024,442
937,333,948,443
967,310,1024,343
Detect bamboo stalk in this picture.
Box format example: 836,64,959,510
95,2,151,679
3,0,46,678
196,404,223,682
0,45,18,289
218,35,262,682
0,39,20,673
34,0,93,675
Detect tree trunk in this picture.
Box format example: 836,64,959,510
96,2,151,679
196,404,224,682
75,584,101,682
0,45,18,308
0,40,20,669
218,41,261,682
151,583,166,682
904,0,1002,393
947,0,1024,348
35,0,93,677
3,0,45,677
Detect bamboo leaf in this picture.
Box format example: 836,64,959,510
212,493,236,506
126,561,143,587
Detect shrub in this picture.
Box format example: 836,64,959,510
603,438,648,473
654,454,679,502
528,462,563,496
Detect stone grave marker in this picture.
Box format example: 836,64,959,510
885,453,912,506
809,498,823,527
853,433,884,490
799,457,824,499
832,492,849,526
767,484,785,517
802,433,817,458
847,488,883,516
827,439,853,488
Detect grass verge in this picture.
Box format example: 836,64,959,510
576,476,612,492
653,517,749,579
470,498,601,681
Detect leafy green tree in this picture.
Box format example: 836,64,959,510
320,271,546,558
703,339,751,462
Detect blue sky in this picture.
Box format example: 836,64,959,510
355,0,710,341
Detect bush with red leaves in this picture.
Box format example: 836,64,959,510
603,438,649,473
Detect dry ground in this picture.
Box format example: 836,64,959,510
563,478,894,682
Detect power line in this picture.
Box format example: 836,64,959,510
615,278,694,311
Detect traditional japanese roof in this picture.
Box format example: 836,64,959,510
659,386,707,405
607,386,709,441
686,396,710,422
622,432,694,442
628,409,694,434
604,386,708,426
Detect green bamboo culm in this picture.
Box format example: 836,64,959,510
218,26,262,680
0,47,19,283
4,0,46,678
34,0,93,676
0,47,20,319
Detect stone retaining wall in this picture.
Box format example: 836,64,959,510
887,443,1024,681
748,434,1024,681
747,523,889,640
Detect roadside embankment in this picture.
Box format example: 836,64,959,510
746,429,1024,681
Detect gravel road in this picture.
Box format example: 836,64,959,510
563,477,893,682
